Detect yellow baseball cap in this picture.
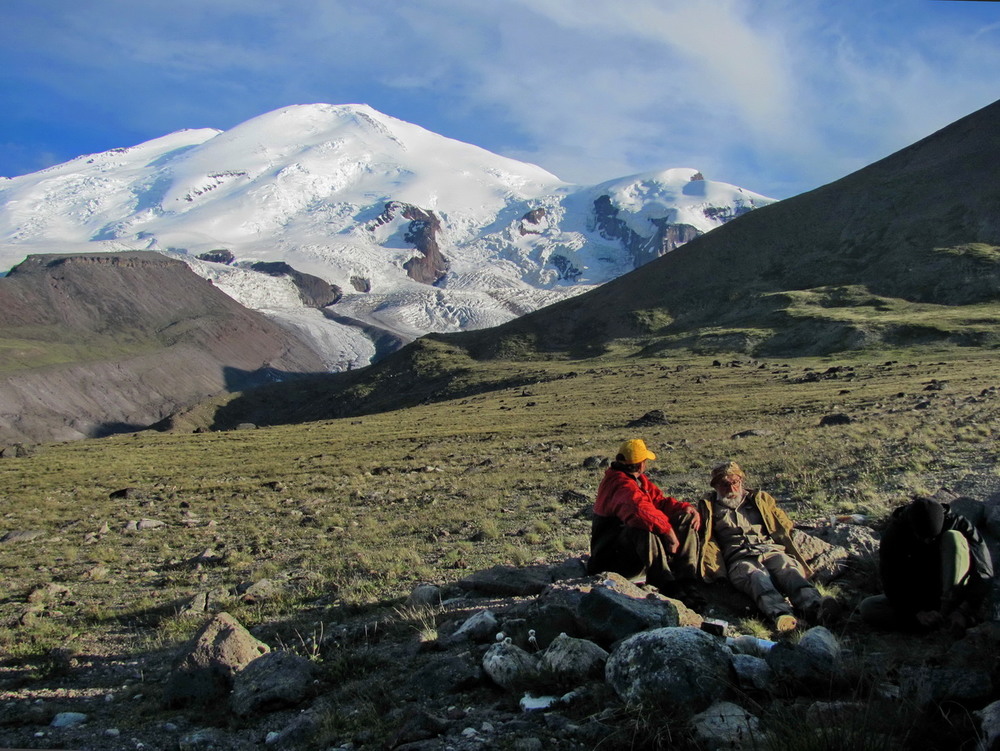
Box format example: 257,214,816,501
618,439,656,463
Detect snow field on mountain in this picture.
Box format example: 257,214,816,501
0,103,776,371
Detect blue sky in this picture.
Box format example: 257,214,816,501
1,0,998,199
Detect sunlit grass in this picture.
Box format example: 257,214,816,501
0,346,997,672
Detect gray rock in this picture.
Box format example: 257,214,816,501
690,701,761,750
975,699,1000,751
819,413,852,426
482,640,540,690
790,529,849,582
408,651,482,696
236,578,284,603
731,429,773,439
453,609,500,642
387,708,449,747
457,565,553,596
899,665,993,707
765,626,842,692
50,711,88,727
578,585,679,645
798,626,840,662
949,495,987,527
731,653,774,692
548,557,588,582
0,529,45,543
500,602,580,650
539,633,608,684
163,612,270,708
407,583,443,607
230,650,316,716
179,727,226,749
805,700,866,726
606,627,732,714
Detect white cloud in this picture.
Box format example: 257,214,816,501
1,0,997,195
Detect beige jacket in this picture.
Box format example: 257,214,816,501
696,489,813,582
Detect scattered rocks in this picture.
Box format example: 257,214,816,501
0,442,36,458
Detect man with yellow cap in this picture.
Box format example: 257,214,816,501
696,461,838,632
587,439,702,600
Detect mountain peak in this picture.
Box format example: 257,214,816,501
0,104,776,370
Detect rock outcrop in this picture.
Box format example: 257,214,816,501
369,201,449,285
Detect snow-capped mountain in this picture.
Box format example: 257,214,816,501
0,104,775,370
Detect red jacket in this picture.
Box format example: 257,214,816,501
594,466,691,535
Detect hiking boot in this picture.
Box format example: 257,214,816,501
775,614,798,633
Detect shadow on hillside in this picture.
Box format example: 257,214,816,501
89,365,330,440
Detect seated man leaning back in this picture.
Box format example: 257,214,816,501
587,439,702,599
697,461,839,632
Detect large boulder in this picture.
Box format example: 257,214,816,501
690,701,761,750
162,612,270,708
578,586,680,645
482,640,540,690
765,626,843,693
229,650,316,716
605,627,732,715
539,633,608,686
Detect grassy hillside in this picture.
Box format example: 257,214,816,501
3,347,998,647
1,345,998,746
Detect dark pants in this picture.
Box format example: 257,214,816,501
587,511,699,590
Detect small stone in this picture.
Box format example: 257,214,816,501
50,711,88,727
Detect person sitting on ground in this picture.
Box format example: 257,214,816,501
696,461,839,633
860,496,994,633
586,439,702,601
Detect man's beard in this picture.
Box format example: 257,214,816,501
716,491,744,510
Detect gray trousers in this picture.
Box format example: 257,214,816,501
727,550,821,619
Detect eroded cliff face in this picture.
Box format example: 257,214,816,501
369,201,449,285
592,195,702,269
0,252,327,443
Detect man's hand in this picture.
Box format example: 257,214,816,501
663,528,680,554
684,505,702,532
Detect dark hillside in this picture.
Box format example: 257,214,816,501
173,100,1000,430
0,252,326,443
447,97,1000,358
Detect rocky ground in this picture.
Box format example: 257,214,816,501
3,480,1000,751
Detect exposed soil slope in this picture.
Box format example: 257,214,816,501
0,252,327,443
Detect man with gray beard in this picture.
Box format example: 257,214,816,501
696,461,839,632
